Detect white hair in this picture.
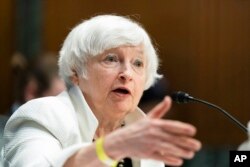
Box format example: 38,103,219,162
59,14,162,90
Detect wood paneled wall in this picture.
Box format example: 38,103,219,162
1,0,249,146
0,0,14,114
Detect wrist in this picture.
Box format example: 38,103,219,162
103,133,128,161
95,137,118,167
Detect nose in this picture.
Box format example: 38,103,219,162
118,63,133,82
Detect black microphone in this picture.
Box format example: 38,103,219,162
171,91,248,133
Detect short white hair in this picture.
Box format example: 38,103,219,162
59,14,162,90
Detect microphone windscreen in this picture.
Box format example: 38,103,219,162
171,91,191,103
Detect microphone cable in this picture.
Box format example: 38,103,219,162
171,91,248,133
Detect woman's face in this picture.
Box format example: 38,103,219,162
78,45,146,119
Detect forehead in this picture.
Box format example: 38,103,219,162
100,45,145,57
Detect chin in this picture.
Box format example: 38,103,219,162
115,104,134,114
109,99,137,115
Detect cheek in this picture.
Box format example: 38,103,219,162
134,76,146,97
94,69,117,90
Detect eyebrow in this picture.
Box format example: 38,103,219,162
135,48,144,55
136,51,145,60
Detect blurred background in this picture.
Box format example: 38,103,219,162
0,0,250,166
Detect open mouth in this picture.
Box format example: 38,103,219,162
112,88,130,95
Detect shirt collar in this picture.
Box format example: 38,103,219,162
67,85,145,141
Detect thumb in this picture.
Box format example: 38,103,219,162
147,96,172,119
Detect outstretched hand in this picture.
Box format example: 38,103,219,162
105,96,202,166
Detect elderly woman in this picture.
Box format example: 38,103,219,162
3,15,201,167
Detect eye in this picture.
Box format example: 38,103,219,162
133,59,144,68
104,54,118,63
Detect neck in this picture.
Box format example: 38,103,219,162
93,110,125,138
95,119,124,137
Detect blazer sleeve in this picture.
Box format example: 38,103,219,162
2,97,91,167
238,121,250,151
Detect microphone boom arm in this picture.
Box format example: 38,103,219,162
171,91,249,134
190,97,248,133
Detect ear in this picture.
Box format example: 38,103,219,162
71,70,79,85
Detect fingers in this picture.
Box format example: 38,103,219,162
147,96,172,119
148,137,201,166
157,141,195,159
150,119,197,137
151,120,201,150
151,130,201,153
150,152,183,167
169,134,202,152
141,120,201,165
159,120,197,136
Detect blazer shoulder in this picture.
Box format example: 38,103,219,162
5,96,78,143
